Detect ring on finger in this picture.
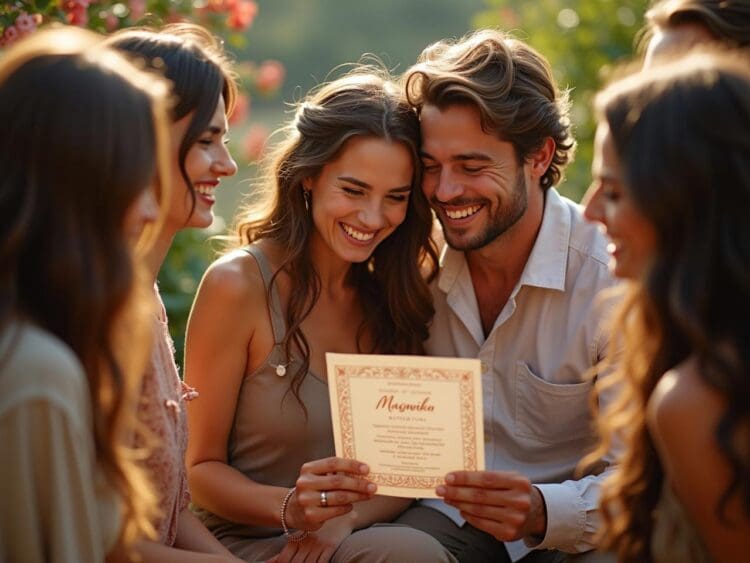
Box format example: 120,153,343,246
320,490,328,507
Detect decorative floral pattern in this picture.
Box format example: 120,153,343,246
134,295,195,546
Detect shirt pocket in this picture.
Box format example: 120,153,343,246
514,361,593,444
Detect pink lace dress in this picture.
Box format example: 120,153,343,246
135,293,197,545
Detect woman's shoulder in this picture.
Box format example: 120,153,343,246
649,358,722,422
0,322,88,420
647,357,725,453
198,240,285,309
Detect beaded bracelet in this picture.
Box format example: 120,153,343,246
280,486,309,542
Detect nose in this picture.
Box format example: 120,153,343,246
582,182,604,224
212,143,238,178
431,168,464,203
357,198,387,230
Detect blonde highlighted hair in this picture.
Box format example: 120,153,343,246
0,27,173,548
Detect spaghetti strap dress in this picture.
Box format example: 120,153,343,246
193,244,335,561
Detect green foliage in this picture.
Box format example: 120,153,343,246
474,0,649,201
157,228,224,368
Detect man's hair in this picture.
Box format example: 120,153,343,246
404,29,576,190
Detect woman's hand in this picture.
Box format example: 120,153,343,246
267,513,355,563
286,457,376,531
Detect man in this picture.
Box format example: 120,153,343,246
395,29,618,563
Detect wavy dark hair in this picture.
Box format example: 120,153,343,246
639,0,750,52
106,23,237,220
586,51,750,561
0,28,171,546
403,28,576,191
232,68,438,407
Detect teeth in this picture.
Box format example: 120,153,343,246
342,224,375,241
195,184,216,196
445,205,481,219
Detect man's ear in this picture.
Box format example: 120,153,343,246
302,178,312,191
527,137,556,182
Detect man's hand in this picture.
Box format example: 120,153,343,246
436,471,547,542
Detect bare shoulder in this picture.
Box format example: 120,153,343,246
649,358,723,428
199,248,263,299
647,357,725,461
198,245,282,316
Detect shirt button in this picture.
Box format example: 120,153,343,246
480,361,489,372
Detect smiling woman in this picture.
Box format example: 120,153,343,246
583,50,750,562
104,23,242,563
182,68,453,562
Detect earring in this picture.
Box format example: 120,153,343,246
303,189,311,212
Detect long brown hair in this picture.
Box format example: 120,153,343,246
586,51,750,561
106,23,237,221
0,28,171,546
232,68,438,406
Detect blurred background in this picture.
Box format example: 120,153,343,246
1,0,649,364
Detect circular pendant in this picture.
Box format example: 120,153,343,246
275,364,286,377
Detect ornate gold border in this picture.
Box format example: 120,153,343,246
334,365,479,489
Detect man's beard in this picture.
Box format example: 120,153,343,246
437,167,528,251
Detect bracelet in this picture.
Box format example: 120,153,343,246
280,486,309,542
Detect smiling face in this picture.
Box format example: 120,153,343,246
304,136,413,265
584,123,657,279
166,96,238,232
420,103,530,251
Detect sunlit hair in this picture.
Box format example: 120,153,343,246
639,0,750,51
231,68,438,408
403,28,576,191
106,23,237,220
0,27,173,547
584,51,750,562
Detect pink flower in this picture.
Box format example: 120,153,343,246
61,0,91,11
165,9,185,24
205,0,235,12
228,92,250,126
128,0,146,21
103,11,119,31
15,12,38,36
242,125,269,162
255,59,285,94
227,0,258,31
0,25,20,48
66,5,88,26
61,0,90,26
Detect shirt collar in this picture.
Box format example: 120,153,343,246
437,187,571,294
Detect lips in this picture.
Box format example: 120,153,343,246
438,202,485,224
444,204,482,220
340,222,376,244
194,181,218,202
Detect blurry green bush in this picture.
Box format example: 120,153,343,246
475,0,649,201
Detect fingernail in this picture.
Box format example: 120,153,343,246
436,485,446,496
359,464,370,474
446,474,455,484
367,483,377,493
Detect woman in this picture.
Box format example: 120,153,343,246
583,50,750,562
105,24,241,561
0,27,168,562
640,0,750,66
185,70,454,562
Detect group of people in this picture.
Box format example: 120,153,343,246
0,0,748,562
